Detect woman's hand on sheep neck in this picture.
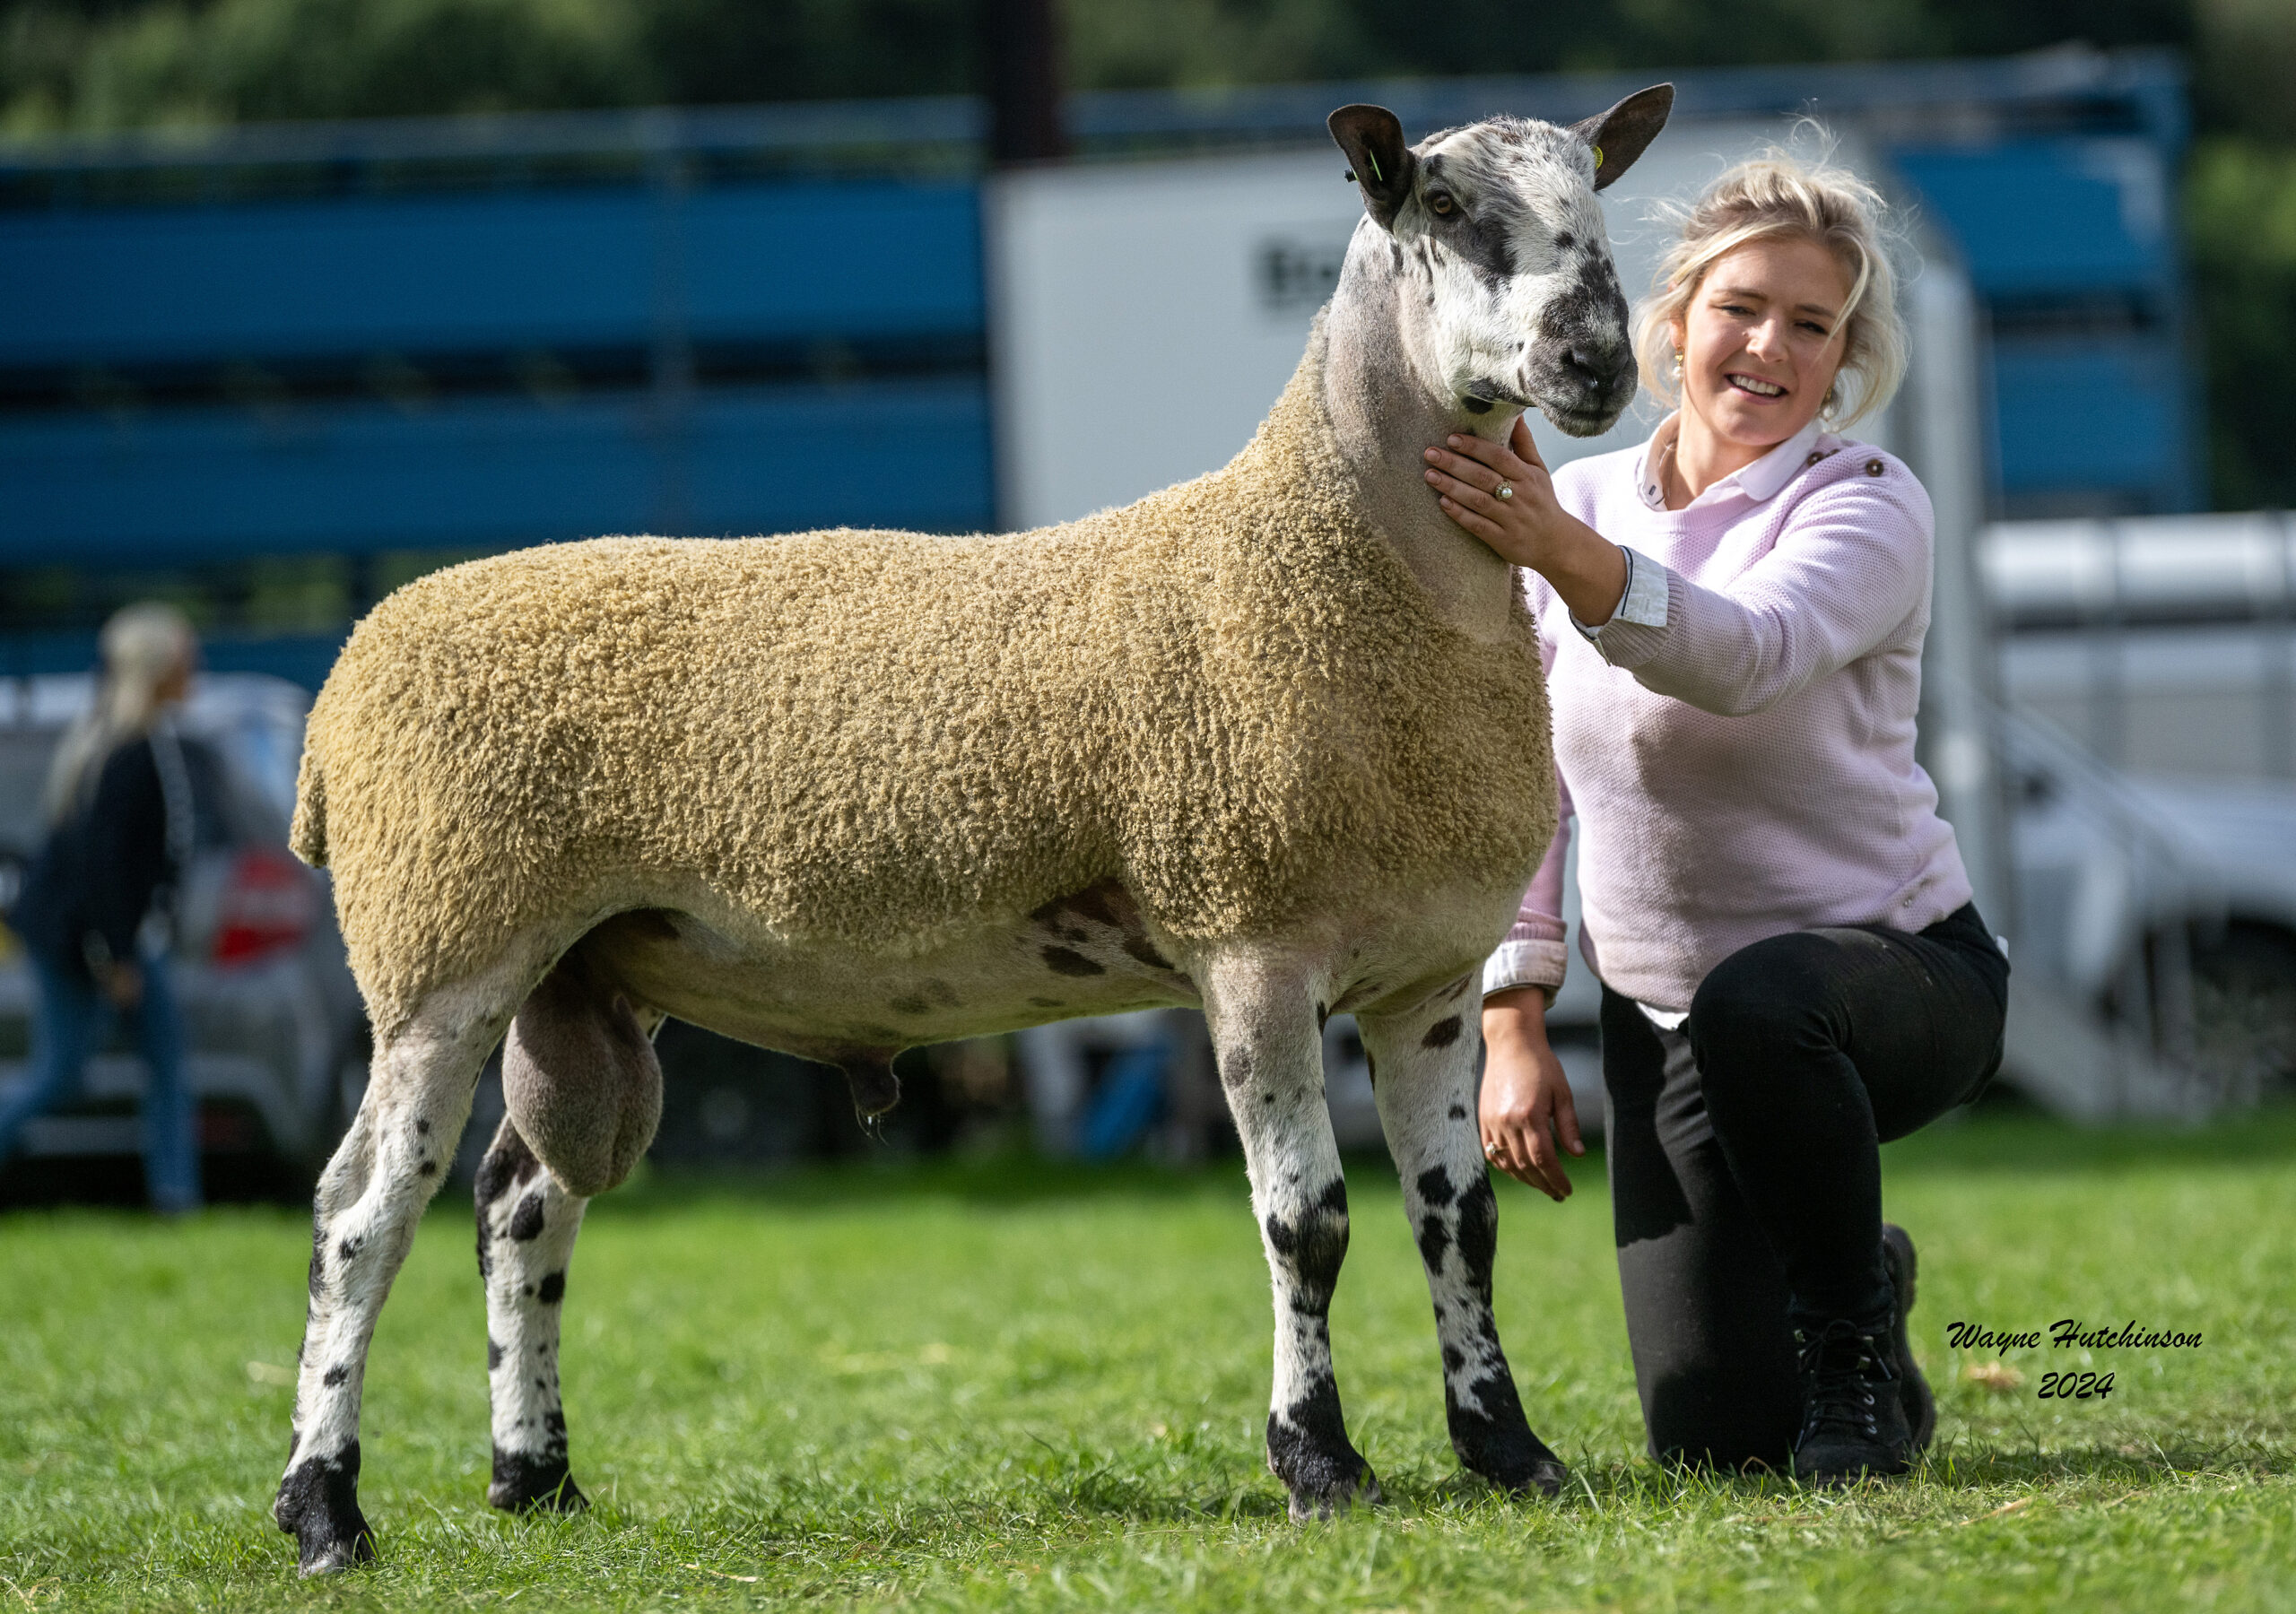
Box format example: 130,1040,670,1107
1424,416,1629,628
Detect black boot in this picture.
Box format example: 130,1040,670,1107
1791,1318,1912,1487
1882,1223,1935,1453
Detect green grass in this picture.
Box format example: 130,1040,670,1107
5,1106,2296,1611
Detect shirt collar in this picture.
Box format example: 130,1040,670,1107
1634,413,1830,512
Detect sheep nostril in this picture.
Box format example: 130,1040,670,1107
1563,346,1609,391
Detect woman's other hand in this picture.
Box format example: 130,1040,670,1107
1424,416,1629,627
1480,985,1585,1202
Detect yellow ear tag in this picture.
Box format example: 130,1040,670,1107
1592,144,1605,169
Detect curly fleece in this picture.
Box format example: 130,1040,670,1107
293,324,1559,1037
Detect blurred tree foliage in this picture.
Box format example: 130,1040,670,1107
2189,139,2296,509
2187,0,2296,508
0,0,2289,506
0,0,2205,133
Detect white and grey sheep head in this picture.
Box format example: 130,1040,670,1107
1328,85,1674,438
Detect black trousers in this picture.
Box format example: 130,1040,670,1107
1601,901,2008,1470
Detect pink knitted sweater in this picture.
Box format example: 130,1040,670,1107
1482,415,1972,1013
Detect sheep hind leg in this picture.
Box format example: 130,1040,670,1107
275,1008,494,1574
1201,954,1378,1521
475,1114,590,1512
1360,980,1567,1497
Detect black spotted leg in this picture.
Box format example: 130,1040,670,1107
475,1115,591,1512
275,1020,487,1573
1201,956,1379,1521
1360,979,1568,1496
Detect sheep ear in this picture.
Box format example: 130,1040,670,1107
1569,83,1674,192
1328,104,1416,229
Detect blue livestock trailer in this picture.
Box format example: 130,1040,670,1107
0,50,2196,684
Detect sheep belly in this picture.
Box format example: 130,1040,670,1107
580,885,1200,1058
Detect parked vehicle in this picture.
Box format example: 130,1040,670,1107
0,672,363,1194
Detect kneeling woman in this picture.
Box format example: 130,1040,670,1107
1423,151,2006,1482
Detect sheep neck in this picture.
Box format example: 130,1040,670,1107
1320,261,1523,646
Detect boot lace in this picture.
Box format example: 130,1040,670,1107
1796,1320,1895,1445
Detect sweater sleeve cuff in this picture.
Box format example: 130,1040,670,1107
1482,938,1568,1004
1585,562,1683,670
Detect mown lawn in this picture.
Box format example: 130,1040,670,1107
4,1105,2294,1611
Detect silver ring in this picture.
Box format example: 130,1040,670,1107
1495,482,1514,499
1483,1141,1499,1157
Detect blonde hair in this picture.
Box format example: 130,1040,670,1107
45,602,198,823
1631,137,1909,431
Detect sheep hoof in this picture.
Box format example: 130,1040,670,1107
276,1445,377,1575
489,1449,588,1514
1447,1382,1570,1497
1267,1405,1380,1523
1285,1465,1383,1523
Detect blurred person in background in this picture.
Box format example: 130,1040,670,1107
0,603,201,1213
1422,148,2006,1485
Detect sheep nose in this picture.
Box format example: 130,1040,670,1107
1562,345,1613,394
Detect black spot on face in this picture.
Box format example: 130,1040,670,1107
1553,230,1577,251
418,1160,438,1176
509,1191,546,1242
336,1236,361,1263
1422,1015,1464,1050
537,1271,566,1306
322,1363,348,1388
1040,946,1105,977
414,1118,430,1135
1449,1104,1468,1120
488,1338,504,1373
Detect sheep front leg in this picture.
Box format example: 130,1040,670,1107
475,1115,591,1512
1360,980,1567,1497
275,1022,485,1574
1202,956,1378,1521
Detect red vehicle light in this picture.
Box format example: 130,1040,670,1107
213,846,315,966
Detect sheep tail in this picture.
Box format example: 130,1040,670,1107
291,749,328,868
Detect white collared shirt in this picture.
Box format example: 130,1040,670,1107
1570,414,1831,648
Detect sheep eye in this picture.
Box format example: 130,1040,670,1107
1428,192,1457,217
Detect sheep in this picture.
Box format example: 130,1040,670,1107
272,85,1674,1574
